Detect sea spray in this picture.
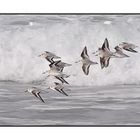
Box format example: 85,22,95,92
0,15,140,86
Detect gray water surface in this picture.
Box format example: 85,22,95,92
0,82,140,125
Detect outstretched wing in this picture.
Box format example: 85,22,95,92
32,91,38,98
49,60,63,72
37,92,45,103
54,87,62,94
82,64,90,75
81,46,89,59
100,57,105,69
123,47,137,53
104,57,110,67
102,38,110,51
49,60,61,67
61,89,68,96
54,82,60,85
45,56,54,63
55,76,69,84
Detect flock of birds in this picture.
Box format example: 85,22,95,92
25,38,138,103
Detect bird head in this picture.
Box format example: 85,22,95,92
38,52,47,58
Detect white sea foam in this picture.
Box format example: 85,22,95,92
0,15,140,86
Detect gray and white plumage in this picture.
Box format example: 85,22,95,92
48,82,68,96
43,68,70,84
49,60,72,72
38,51,61,63
119,42,138,53
55,75,69,84
114,46,130,58
25,87,45,103
77,46,98,75
97,38,115,69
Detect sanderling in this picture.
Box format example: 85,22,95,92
25,87,45,103
119,42,138,53
76,46,98,75
38,51,61,63
48,82,68,96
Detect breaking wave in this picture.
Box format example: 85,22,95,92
0,15,140,86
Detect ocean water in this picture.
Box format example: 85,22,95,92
0,15,140,125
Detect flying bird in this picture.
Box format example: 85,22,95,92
48,82,68,96
119,42,138,53
25,87,45,103
114,46,129,58
38,51,61,63
49,60,72,72
94,38,115,69
42,68,70,84
76,46,98,75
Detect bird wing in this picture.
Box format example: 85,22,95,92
49,61,62,72
123,47,137,53
54,60,62,66
45,51,55,57
82,63,90,75
45,56,54,63
114,47,130,57
45,51,61,59
60,77,69,84
37,92,45,103
100,57,105,69
32,91,38,98
102,38,110,51
54,82,60,85
49,61,58,68
81,46,89,59
104,57,110,67
54,60,64,71
49,61,54,68
61,89,68,96
129,48,137,53
54,87,68,96
55,76,69,84
54,87,62,94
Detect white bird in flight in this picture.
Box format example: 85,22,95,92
43,68,70,84
38,51,61,63
119,42,138,53
49,60,72,72
94,38,116,69
47,82,68,96
114,46,129,58
25,87,45,103
76,46,98,75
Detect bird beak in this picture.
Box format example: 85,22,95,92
24,90,28,92
38,54,41,57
